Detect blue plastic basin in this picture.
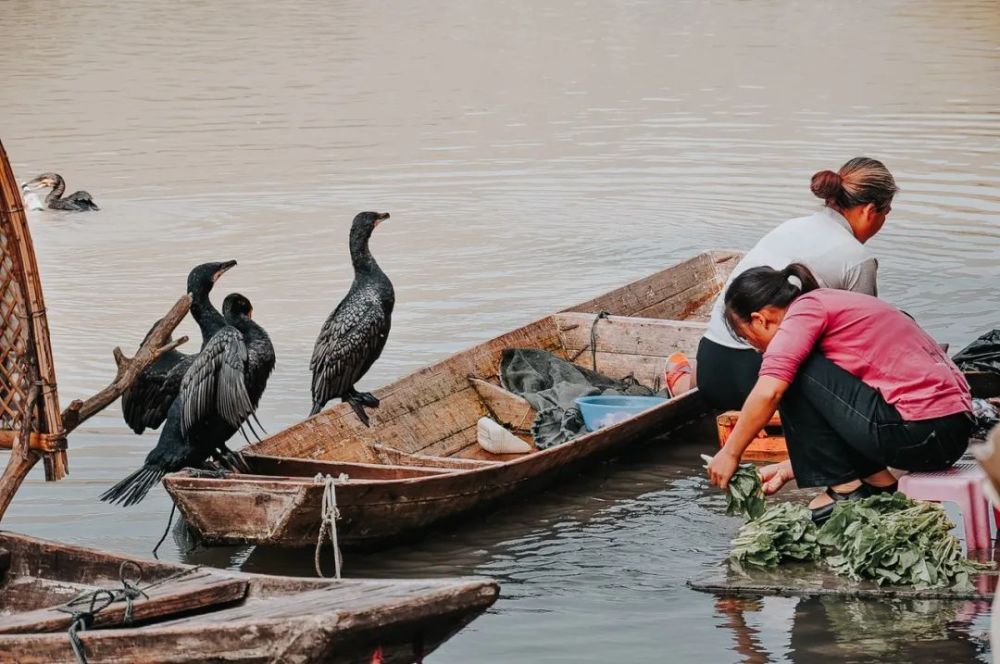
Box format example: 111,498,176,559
574,395,668,432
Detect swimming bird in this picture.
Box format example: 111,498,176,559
21,173,99,211
310,211,394,426
121,260,237,435
101,293,275,506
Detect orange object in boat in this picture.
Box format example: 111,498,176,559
716,411,788,462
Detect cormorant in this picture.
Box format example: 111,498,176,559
310,211,394,426
101,293,275,506
21,173,99,211
121,260,237,435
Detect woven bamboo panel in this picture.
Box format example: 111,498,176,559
0,231,30,432
0,139,65,482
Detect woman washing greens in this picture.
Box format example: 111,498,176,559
705,264,972,523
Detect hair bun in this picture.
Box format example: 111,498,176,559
810,169,843,200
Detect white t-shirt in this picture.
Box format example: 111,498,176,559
704,207,878,349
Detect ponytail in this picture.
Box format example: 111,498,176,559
724,263,819,337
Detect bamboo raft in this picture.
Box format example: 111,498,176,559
0,139,498,662
164,251,741,548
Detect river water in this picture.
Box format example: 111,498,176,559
3,0,999,661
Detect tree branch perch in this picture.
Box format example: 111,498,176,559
60,294,193,434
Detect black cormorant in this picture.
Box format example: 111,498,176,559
101,293,275,506
121,260,237,435
310,211,394,426
21,173,99,211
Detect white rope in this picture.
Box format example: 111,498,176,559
314,472,348,579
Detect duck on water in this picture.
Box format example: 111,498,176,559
102,293,275,506
310,211,394,426
21,172,99,211
121,260,237,435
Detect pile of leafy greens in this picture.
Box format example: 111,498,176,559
701,454,765,520
704,455,990,588
816,493,989,589
728,502,821,570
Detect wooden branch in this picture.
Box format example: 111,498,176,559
0,382,41,522
60,294,193,434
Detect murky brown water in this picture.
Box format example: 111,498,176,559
3,0,1000,661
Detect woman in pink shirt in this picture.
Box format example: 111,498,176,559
705,263,972,523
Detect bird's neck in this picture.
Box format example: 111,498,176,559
191,290,224,341
351,240,379,274
46,176,65,203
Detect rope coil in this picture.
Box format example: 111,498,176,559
58,561,149,664
314,472,349,579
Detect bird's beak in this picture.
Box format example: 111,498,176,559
20,182,28,193
374,212,390,227
213,259,237,282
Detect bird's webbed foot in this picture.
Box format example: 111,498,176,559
189,467,232,479
215,447,251,474
358,392,380,408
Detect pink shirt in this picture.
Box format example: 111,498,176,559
760,289,971,421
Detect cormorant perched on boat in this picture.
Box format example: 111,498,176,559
20,173,99,211
101,293,275,506
310,211,394,426
121,260,237,435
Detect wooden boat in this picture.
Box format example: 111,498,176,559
0,139,497,663
0,531,497,663
163,251,741,549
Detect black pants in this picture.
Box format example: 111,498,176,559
695,337,762,411
781,353,971,488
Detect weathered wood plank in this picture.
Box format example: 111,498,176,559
469,378,536,432
556,313,706,356
0,574,248,634
367,443,500,469
564,252,720,317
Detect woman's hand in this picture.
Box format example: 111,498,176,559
707,450,740,490
760,460,794,495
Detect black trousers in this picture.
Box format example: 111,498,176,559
695,337,762,411
780,353,971,488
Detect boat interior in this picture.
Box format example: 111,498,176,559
224,251,740,482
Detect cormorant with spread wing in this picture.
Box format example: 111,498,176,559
310,211,394,426
101,293,275,506
120,260,236,435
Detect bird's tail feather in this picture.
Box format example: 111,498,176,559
100,465,167,507
250,412,268,436
309,401,324,417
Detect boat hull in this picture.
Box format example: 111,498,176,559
0,531,498,663
166,388,707,548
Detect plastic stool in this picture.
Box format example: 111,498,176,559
897,462,995,552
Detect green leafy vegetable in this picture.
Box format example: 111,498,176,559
816,492,990,589
729,502,821,569
702,452,993,588
701,454,765,520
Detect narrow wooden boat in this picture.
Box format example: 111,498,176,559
163,251,740,549
0,531,497,663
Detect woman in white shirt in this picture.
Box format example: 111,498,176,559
694,157,898,411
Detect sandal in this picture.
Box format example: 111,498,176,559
862,481,898,495
663,352,692,397
810,485,869,524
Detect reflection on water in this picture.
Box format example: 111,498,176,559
715,594,991,663
2,0,999,661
